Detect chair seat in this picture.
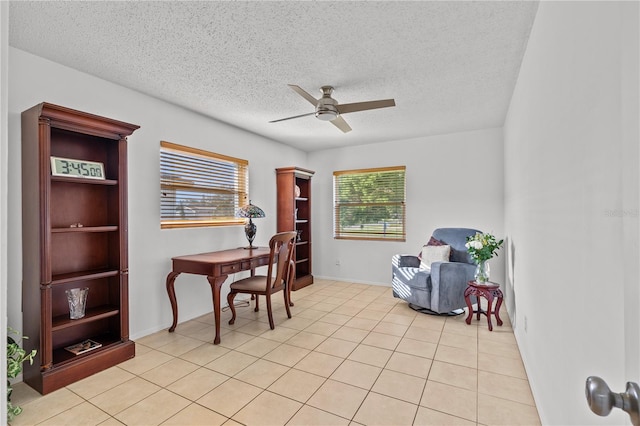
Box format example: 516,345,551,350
230,275,275,292
227,230,297,330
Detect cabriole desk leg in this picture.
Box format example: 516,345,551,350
166,271,181,332
207,275,228,345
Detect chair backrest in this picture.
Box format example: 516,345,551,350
266,231,297,291
432,227,481,264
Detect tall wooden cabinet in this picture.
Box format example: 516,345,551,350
21,103,139,394
276,167,315,290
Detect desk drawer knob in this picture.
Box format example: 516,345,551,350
221,264,239,274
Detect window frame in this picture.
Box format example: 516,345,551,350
160,141,248,229
333,165,406,242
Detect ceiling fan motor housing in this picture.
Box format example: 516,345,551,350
315,86,339,121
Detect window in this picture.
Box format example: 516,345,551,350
160,141,248,229
333,166,406,241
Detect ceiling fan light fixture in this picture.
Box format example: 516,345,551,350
315,109,339,121
316,91,339,121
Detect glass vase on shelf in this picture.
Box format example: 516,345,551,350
474,260,490,284
65,287,89,319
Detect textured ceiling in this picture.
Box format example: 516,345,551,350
9,1,538,152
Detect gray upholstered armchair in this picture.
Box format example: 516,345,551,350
392,228,480,314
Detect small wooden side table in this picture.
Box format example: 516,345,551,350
464,280,504,331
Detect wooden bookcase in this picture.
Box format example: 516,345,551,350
276,167,315,290
21,103,139,394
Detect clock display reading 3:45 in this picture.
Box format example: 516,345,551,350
50,156,106,180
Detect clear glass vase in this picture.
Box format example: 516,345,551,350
66,287,89,319
474,260,490,284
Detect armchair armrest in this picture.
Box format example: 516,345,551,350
392,254,420,268
430,261,475,280
429,261,476,312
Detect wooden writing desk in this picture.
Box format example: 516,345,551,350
166,247,272,344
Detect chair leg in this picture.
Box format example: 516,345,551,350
283,286,292,319
266,294,274,329
254,294,260,312
227,291,237,325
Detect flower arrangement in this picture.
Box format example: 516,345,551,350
465,232,504,263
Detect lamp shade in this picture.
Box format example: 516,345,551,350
236,201,266,219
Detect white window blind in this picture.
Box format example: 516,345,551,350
160,141,248,229
333,166,406,241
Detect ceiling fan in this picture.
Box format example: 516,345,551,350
269,84,396,133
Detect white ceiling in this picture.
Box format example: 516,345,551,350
9,1,539,152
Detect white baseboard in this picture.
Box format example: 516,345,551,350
313,275,391,287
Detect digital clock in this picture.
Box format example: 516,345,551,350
50,156,105,180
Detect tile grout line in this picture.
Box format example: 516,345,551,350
14,280,537,425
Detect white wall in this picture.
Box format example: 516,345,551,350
309,128,505,286
1,2,10,421
504,2,639,425
7,48,307,339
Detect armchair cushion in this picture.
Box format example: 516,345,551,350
420,244,451,269
433,228,479,263
428,235,446,247
417,235,448,259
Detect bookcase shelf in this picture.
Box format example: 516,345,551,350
52,226,118,233
51,176,118,185
51,333,123,367
51,268,119,285
52,305,120,331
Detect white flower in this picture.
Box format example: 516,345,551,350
470,240,483,250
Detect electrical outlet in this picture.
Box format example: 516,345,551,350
524,316,528,332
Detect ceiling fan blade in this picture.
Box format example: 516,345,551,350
336,99,396,114
331,116,352,133
288,84,318,106
269,112,316,123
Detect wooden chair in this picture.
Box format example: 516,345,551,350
227,231,297,329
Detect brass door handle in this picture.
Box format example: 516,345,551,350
586,376,640,426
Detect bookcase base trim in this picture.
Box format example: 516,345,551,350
26,340,135,395
293,274,313,291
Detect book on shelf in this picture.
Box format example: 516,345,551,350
64,339,102,355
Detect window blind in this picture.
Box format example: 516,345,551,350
333,166,406,241
160,141,248,229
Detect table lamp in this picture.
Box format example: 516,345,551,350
236,200,266,249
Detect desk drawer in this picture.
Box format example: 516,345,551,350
243,257,270,270
221,263,241,274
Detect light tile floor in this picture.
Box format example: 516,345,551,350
10,279,540,425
